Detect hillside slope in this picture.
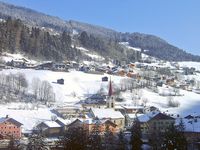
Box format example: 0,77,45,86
0,1,200,62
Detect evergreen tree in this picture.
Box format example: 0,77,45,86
27,133,47,150
117,130,127,150
103,124,115,150
88,122,102,150
57,126,88,150
130,118,143,150
162,123,187,150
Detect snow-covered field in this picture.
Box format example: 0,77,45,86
0,69,122,104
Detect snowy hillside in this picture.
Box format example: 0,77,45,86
178,61,200,71
1,69,122,104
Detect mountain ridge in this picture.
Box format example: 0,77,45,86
0,1,200,62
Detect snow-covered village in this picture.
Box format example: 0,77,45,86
0,0,200,150
0,49,200,149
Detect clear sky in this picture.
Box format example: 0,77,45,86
1,0,200,55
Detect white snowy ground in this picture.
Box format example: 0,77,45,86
0,69,123,104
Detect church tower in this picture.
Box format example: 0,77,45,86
107,78,115,108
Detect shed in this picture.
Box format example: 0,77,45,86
57,78,64,85
102,76,108,82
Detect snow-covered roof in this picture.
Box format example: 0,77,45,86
176,118,200,133
122,105,144,109
91,108,124,119
0,117,23,127
56,117,72,126
137,111,160,122
43,121,61,128
127,113,144,119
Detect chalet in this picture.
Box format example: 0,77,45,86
121,105,144,114
52,106,81,119
176,117,200,149
37,121,61,137
134,112,175,136
36,61,53,70
55,117,71,133
89,108,125,129
52,63,68,71
36,117,72,137
67,118,119,134
10,58,28,68
0,116,23,139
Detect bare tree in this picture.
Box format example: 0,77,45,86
31,77,41,99
39,80,54,104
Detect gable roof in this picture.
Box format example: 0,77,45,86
137,112,175,123
56,117,72,126
151,113,175,121
68,118,117,127
91,108,124,119
42,121,61,128
0,117,23,127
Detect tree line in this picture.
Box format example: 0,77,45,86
0,18,141,63
0,18,81,61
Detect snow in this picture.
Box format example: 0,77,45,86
76,46,105,61
119,42,141,52
56,117,72,125
76,46,89,52
0,69,122,104
43,121,61,128
1,52,37,64
176,118,200,133
0,60,200,131
91,108,124,119
0,103,55,132
179,61,200,71
137,112,159,122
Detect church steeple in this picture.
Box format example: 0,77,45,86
108,78,113,97
107,78,115,109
